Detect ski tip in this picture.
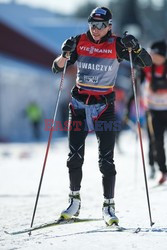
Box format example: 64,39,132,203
4,229,32,236
4,231,12,235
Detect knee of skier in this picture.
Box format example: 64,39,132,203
99,164,117,176
67,156,84,170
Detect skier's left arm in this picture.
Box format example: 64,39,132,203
116,35,152,68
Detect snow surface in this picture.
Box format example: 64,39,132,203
1,130,167,250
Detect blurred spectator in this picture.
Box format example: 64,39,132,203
25,102,42,140
141,40,167,184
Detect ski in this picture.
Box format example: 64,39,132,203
101,225,141,233
4,217,143,236
4,217,102,235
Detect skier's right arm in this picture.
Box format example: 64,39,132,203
52,35,80,73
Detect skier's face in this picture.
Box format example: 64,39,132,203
151,53,166,65
89,22,112,42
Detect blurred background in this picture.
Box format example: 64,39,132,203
0,0,167,142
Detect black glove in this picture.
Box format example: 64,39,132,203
121,35,140,51
61,37,76,58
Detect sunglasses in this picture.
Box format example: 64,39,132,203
89,21,109,30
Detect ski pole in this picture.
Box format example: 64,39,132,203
128,48,154,227
29,59,69,235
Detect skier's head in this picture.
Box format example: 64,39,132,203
150,40,166,65
88,7,112,23
88,7,112,41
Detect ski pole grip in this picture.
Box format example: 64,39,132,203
123,31,132,52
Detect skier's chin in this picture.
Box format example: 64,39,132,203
92,35,100,42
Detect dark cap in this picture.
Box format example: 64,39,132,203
151,40,167,57
88,7,112,24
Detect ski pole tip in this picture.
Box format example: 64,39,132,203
151,221,155,227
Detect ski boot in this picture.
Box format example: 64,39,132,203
158,173,167,185
60,191,81,219
102,199,119,226
149,165,156,179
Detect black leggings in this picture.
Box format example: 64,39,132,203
151,110,167,173
145,111,156,166
67,103,117,199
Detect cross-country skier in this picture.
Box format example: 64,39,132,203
141,40,167,184
52,6,152,226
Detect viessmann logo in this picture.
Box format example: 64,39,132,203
80,46,112,54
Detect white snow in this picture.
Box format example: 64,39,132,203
1,130,167,250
